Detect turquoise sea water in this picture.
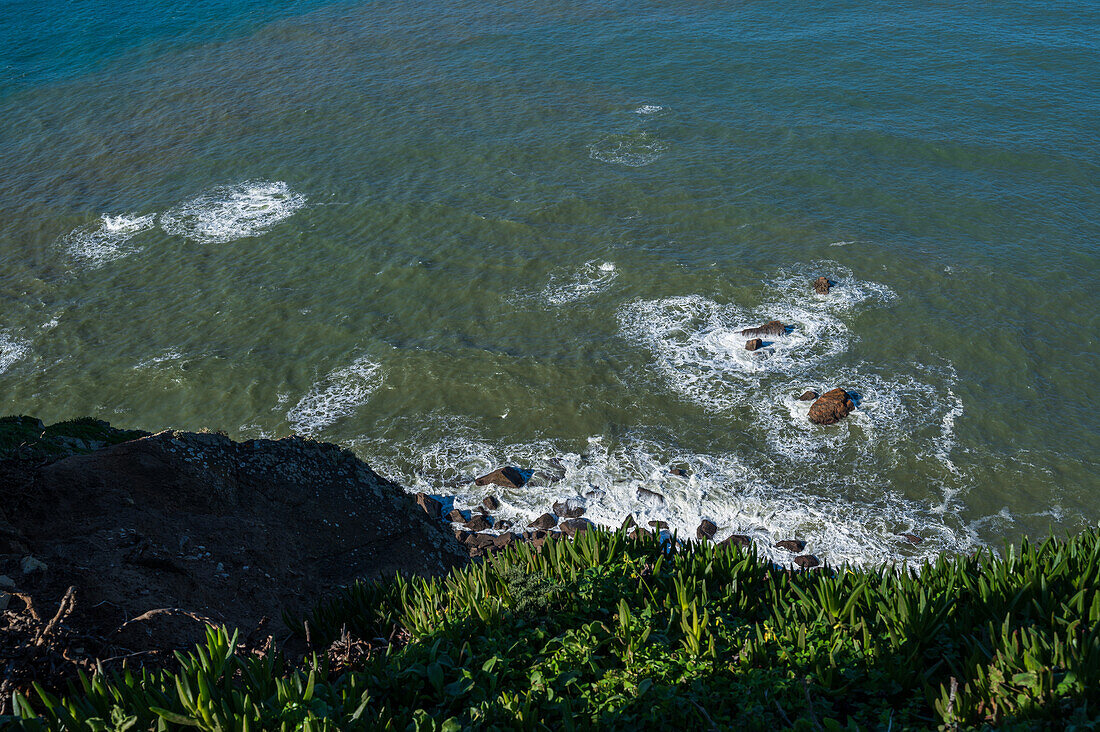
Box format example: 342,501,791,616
2,0,1097,566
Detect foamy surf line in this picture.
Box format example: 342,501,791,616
62,213,156,267
288,355,383,433
160,180,306,244
0,331,31,375
362,430,979,570
542,261,617,305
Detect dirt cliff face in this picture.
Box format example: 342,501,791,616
0,420,467,697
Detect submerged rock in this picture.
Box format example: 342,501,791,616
696,520,717,541
745,338,763,351
552,498,585,519
741,320,786,338
813,276,831,295
898,533,924,544
798,390,819,401
775,540,806,553
808,388,855,425
637,487,666,506
721,534,752,549
481,495,500,511
474,467,528,489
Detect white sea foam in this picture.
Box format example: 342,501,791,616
543,261,618,305
62,213,156,266
633,104,664,115
589,132,668,167
287,356,383,433
159,181,306,244
0,331,30,375
367,427,977,569
618,263,897,412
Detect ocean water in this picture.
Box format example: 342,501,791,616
2,0,1097,567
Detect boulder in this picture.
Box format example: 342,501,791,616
720,534,752,549
648,520,669,531
446,509,465,523
794,554,820,569
621,514,638,530
481,495,500,511
560,518,591,536
798,390,818,402
740,320,786,338
808,388,855,425
669,467,689,477
415,493,443,519
745,338,763,351
775,540,806,553
527,513,557,530
474,467,527,489
696,520,718,541
492,519,513,531
552,499,585,519
813,276,831,295
492,533,516,549
465,515,492,532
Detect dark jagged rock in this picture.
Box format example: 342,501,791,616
798,390,818,401
794,554,821,569
696,520,717,541
465,515,492,532
813,276,831,295
415,493,443,519
648,520,669,531
446,509,465,523
474,467,527,489
481,495,500,511
745,338,763,351
492,533,516,549
740,320,786,338
669,467,689,477
776,540,806,553
552,499,585,519
493,519,512,531
527,513,557,530
721,534,752,548
560,519,591,536
621,514,637,531
809,388,855,425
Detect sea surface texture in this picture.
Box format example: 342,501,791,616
2,0,1097,566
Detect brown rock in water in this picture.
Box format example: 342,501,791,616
552,499,585,519
527,513,557,530
465,515,492,532
560,519,591,536
492,533,516,549
721,534,752,549
637,487,666,506
415,493,443,519
794,554,820,569
741,320,786,338
898,533,923,544
745,338,763,351
621,514,638,531
775,539,806,553
798,390,818,402
648,520,669,531
475,467,527,489
808,388,855,425
492,519,512,531
446,509,465,523
669,467,689,477
696,520,718,541
813,276,831,295
481,495,500,511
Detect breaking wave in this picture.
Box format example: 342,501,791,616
287,356,383,433
159,181,305,244
62,213,156,266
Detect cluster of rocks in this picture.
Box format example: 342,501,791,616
415,470,822,569
738,276,857,426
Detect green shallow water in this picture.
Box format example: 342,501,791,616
1,0,1097,565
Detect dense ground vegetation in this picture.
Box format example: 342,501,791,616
5,526,1099,730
